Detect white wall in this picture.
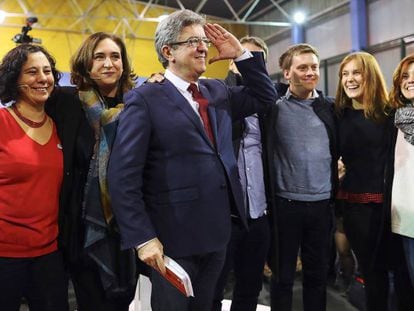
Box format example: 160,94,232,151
307,13,352,60
267,37,292,74
266,0,414,88
369,0,414,45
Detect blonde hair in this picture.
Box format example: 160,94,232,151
335,52,390,121
278,44,319,70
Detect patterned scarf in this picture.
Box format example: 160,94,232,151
395,102,414,146
80,90,137,298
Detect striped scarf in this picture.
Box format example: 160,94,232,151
395,102,414,146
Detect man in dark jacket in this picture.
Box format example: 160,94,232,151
269,44,338,311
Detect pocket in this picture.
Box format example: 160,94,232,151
155,187,199,205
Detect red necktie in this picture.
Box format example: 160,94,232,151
188,83,215,145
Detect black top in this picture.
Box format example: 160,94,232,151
338,108,389,193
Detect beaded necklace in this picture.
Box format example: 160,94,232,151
11,104,47,128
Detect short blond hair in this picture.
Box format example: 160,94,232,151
279,44,319,70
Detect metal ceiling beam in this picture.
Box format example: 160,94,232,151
223,0,241,21
117,0,140,18
174,0,185,10
0,21,156,40
68,0,97,33
241,0,260,21
219,19,290,27
139,0,155,18
194,0,208,14
269,0,291,21
1,0,292,39
16,0,30,14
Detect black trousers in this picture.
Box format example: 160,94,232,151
342,202,414,311
270,197,333,311
0,251,68,311
69,256,134,311
150,248,226,311
212,215,270,311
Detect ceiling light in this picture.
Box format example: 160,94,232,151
293,11,306,24
0,10,6,24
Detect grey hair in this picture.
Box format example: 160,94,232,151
155,9,205,69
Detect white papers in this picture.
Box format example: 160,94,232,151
163,255,194,297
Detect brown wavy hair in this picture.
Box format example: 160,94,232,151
335,52,390,121
70,32,136,94
389,53,414,109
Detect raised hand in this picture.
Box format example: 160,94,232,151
204,23,244,64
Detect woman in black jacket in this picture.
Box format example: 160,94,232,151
47,32,139,311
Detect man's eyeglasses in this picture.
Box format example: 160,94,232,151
169,37,211,48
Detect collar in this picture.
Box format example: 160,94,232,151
165,69,199,93
285,88,319,100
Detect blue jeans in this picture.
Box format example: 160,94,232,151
402,235,414,286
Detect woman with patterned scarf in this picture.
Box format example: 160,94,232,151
335,51,414,311
389,54,414,289
46,32,139,311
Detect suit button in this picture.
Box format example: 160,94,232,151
66,171,70,176
220,183,227,189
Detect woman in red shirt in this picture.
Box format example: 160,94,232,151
0,44,68,310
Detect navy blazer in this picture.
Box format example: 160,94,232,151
108,53,276,258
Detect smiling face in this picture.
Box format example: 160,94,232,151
284,52,320,99
89,38,123,97
341,59,364,103
164,24,208,82
400,62,414,103
17,51,54,106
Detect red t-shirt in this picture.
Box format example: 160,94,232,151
0,108,63,257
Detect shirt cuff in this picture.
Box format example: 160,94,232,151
234,49,253,62
135,237,157,250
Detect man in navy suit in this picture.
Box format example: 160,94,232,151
107,9,276,311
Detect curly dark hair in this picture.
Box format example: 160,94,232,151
70,32,136,94
0,44,61,104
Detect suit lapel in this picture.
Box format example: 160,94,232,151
162,80,215,148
